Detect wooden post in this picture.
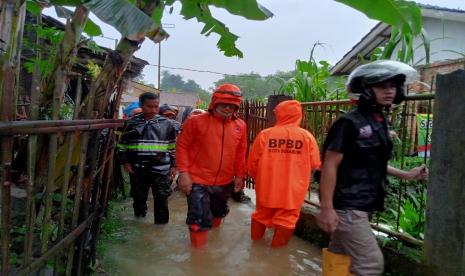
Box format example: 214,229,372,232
265,94,293,127
424,70,465,275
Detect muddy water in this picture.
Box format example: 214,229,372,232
100,190,322,276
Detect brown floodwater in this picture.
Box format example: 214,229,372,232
99,190,322,275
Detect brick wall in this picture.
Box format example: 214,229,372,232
410,58,465,93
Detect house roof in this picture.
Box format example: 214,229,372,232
41,14,148,78
159,91,198,107
330,4,465,75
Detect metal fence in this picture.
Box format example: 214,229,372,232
0,76,123,275
239,93,434,246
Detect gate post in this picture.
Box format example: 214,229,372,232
265,94,293,127
424,70,465,275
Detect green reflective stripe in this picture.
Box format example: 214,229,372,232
168,143,175,150
116,143,126,149
126,145,170,150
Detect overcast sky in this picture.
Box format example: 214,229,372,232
44,0,465,90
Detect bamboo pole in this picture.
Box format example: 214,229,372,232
17,212,97,276
53,76,83,275
0,2,26,273
0,122,124,135
0,118,123,131
23,13,43,266
66,75,96,276
39,68,66,273
89,80,125,263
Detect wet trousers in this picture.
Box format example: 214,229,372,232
129,170,172,223
186,183,233,231
252,205,301,229
328,210,384,276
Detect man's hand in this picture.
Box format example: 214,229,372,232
316,207,339,233
234,177,245,193
405,165,429,181
123,163,134,174
178,172,192,195
169,167,177,181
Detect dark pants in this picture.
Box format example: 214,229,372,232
186,183,233,231
129,170,172,224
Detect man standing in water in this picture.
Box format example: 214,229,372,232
176,84,247,248
316,61,428,275
247,100,321,247
118,92,178,224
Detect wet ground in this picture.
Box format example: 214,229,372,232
99,190,322,276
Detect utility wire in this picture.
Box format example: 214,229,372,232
146,63,263,78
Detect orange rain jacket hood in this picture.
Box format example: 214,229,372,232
208,83,243,112
247,100,321,209
176,84,247,185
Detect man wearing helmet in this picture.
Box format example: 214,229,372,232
316,61,428,275
176,84,247,248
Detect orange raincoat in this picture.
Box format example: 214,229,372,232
248,100,321,227
176,85,247,185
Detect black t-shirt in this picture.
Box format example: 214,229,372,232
323,118,357,154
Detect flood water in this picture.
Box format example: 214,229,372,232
99,190,322,276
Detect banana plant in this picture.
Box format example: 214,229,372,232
279,43,346,102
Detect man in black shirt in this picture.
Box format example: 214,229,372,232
317,61,428,275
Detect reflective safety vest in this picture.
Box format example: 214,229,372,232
117,114,177,175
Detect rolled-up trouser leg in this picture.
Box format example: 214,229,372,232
328,210,384,276
130,173,150,216
186,184,213,231
151,174,172,224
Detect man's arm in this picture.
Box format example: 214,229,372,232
316,150,343,233
233,123,248,192
175,119,195,194
246,132,264,179
117,122,134,174
387,165,428,181
319,151,343,209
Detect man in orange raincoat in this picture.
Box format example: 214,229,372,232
176,84,247,248
247,100,321,247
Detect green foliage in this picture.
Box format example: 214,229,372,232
23,24,65,80
197,90,211,109
82,0,168,43
86,60,102,80
96,201,131,257
54,6,103,36
86,39,105,55
161,70,205,93
278,43,347,102
214,71,292,99
26,0,42,16
379,157,427,240
165,0,272,58
336,0,422,35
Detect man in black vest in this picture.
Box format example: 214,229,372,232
118,93,178,224
317,61,428,275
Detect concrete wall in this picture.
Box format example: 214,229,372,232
412,17,465,65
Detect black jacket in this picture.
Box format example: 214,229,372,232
117,114,177,175
324,107,393,212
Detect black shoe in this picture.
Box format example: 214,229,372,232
231,190,251,203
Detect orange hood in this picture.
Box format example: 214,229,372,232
274,100,302,126
208,83,243,111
